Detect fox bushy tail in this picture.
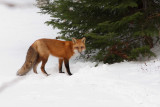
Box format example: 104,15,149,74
17,46,38,76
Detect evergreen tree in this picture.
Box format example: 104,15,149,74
40,0,160,64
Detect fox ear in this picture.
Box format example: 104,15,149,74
81,37,86,43
72,38,77,44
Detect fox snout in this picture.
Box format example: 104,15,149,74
74,47,85,54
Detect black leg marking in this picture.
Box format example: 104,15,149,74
59,59,65,73
64,59,72,76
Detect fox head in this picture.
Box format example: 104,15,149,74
72,37,86,54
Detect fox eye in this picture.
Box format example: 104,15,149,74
81,46,84,48
75,47,79,49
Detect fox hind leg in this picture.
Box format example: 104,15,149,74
33,57,41,74
41,56,50,76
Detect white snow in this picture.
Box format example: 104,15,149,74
0,1,160,107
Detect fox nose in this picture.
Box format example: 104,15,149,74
78,51,82,54
79,51,85,55
78,49,82,53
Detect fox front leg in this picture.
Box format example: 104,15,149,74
64,59,72,76
59,58,65,73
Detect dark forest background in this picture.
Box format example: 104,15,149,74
40,0,160,64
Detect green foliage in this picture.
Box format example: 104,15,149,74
40,0,160,64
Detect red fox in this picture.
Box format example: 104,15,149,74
17,37,86,76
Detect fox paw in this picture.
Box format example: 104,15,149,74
68,73,72,76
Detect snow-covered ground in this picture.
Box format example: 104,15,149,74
0,1,160,107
